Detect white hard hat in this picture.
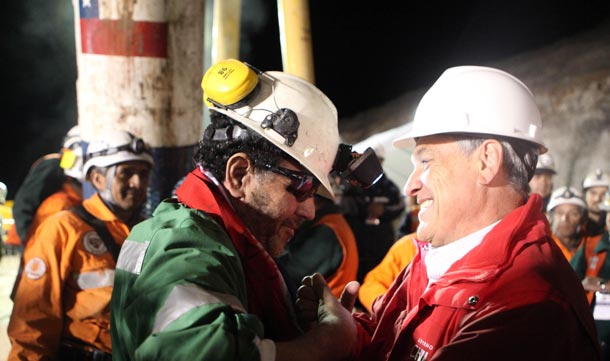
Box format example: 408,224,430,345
83,129,154,178
393,66,547,154
0,181,6,204
202,59,340,199
60,125,85,181
582,169,610,190
535,153,556,175
547,186,586,212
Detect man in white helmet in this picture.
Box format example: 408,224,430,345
8,129,153,360
6,125,85,250
7,125,87,299
582,169,610,237
299,66,601,360
546,186,589,260
529,152,557,211
573,191,610,359
110,59,371,361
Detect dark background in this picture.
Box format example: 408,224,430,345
2,0,610,198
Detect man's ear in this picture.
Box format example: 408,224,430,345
224,152,253,199
89,168,107,192
478,140,504,185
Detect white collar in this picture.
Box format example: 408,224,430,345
425,220,500,285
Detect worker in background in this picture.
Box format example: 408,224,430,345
574,191,610,359
8,125,86,300
546,186,591,261
8,129,153,360
582,169,610,236
358,232,417,313
298,66,601,360
529,152,557,212
5,125,84,250
338,142,405,284
279,191,359,298
110,59,380,361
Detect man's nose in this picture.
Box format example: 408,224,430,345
296,196,316,220
405,169,422,198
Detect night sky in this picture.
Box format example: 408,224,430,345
2,0,609,198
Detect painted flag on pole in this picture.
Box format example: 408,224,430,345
79,0,167,58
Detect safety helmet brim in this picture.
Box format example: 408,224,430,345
83,151,153,178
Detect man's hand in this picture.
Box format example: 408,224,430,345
296,274,360,330
279,274,359,360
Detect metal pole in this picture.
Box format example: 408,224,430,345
277,0,315,83
71,0,204,214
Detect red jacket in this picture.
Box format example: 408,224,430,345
353,195,600,360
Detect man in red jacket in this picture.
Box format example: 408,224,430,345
298,66,601,360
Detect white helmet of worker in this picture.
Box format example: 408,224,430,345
83,129,154,178
582,169,610,191
201,59,340,199
60,125,86,182
547,186,587,213
393,66,547,154
535,153,556,175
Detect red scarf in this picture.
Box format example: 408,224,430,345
175,167,302,340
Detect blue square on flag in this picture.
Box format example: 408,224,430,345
80,0,99,19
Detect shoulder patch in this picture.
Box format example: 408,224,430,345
83,231,108,256
25,257,47,280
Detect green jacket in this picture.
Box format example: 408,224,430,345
111,199,267,360
571,231,610,357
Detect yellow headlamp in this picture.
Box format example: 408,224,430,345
201,59,260,108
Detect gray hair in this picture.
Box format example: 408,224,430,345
452,134,538,200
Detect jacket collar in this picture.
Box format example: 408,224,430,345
175,167,253,244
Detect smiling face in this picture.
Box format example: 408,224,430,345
91,161,151,222
404,135,482,247
228,157,316,257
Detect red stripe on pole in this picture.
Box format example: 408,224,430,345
80,19,167,58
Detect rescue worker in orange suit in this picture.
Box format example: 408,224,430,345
7,129,153,360
5,125,84,251
358,232,418,313
9,125,86,299
547,186,594,261
278,193,359,298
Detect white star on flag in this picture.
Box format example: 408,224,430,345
83,0,91,8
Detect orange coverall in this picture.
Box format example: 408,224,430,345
5,180,82,247
8,193,129,360
358,232,418,312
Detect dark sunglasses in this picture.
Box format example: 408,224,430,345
262,164,320,202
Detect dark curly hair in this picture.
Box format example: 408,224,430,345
194,112,287,181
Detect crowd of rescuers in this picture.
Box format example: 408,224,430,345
5,58,607,360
